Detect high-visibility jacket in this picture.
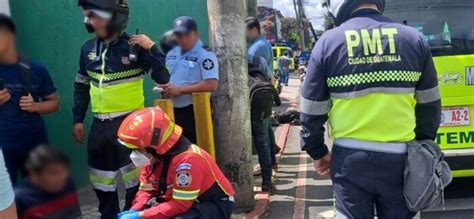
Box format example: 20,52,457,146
131,144,235,219
300,9,441,159
73,33,170,123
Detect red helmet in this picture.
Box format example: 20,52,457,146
117,107,183,155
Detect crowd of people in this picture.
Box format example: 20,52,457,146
0,0,290,218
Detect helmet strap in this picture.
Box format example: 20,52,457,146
150,128,162,146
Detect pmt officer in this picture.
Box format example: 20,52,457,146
73,0,170,218
162,16,219,144
301,0,441,218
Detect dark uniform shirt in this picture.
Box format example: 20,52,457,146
300,9,441,159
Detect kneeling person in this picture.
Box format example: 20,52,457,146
117,107,235,219
14,145,81,219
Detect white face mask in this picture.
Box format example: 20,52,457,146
130,150,152,167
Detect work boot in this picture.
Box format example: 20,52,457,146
262,180,272,192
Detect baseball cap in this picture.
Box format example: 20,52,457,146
173,16,197,34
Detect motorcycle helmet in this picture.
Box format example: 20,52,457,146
78,0,129,36
323,0,385,26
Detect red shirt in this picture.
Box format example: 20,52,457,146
131,145,235,219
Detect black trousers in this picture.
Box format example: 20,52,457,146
173,200,234,219
87,116,139,219
174,105,197,144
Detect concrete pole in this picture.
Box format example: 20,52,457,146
247,0,257,17
207,0,255,211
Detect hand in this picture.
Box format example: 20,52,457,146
0,89,11,106
118,210,140,219
72,123,86,144
313,154,331,176
130,34,156,50
19,94,38,113
162,84,182,99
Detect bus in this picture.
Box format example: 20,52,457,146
385,0,474,177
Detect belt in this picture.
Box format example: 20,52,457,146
94,111,134,120
334,138,407,154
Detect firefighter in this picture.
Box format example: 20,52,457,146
116,107,235,219
72,0,170,218
301,0,441,218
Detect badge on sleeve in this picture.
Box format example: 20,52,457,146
202,59,215,70
176,171,192,187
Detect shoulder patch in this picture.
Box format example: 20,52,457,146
176,171,192,187
176,163,192,172
202,59,215,70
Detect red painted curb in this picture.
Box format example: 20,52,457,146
244,96,299,219
244,192,270,219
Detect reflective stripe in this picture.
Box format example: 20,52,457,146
300,96,330,115
415,86,440,104
335,210,348,219
160,122,174,145
327,70,421,87
140,182,155,191
172,189,200,201
92,183,117,192
330,87,415,99
87,68,143,81
334,138,407,154
120,164,140,189
90,75,144,87
75,74,90,84
89,167,117,179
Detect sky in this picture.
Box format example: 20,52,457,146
273,0,327,30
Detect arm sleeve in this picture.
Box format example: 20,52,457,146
131,167,156,211
72,49,91,124
414,40,441,140
138,44,170,84
199,51,219,80
300,40,330,160
0,150,14,211
38,65,57,98
142,157,205,219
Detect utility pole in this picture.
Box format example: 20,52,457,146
247,0,257,17
207,0,255,211
297,0,306,50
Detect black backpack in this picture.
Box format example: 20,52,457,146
248,57,275,121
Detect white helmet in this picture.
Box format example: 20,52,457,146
323,0,385,26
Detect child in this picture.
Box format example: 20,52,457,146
14,145,81,219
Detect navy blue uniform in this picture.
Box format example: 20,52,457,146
0,60,56,184
301,9,441,218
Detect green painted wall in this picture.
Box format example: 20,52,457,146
9,0,209,187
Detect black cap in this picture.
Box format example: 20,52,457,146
0,14,15,34
173,16,197,34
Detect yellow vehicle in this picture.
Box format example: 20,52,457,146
273,44,295,73
385,0,474,177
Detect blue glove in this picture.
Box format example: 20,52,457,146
118,210,140,219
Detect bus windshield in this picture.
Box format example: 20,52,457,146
384,0,474,56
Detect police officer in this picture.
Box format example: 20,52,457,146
117,107,235,219
301,0,441,218
162,16,219,144
73,1,170,218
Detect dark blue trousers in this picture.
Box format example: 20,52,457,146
331,146,416,219
173,200,234,219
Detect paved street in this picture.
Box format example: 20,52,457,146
263,77,474,219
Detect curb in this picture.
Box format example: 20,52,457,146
245,97,299,219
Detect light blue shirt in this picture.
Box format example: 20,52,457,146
0,149,14,211
166,40,219,108
248,36,274,75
